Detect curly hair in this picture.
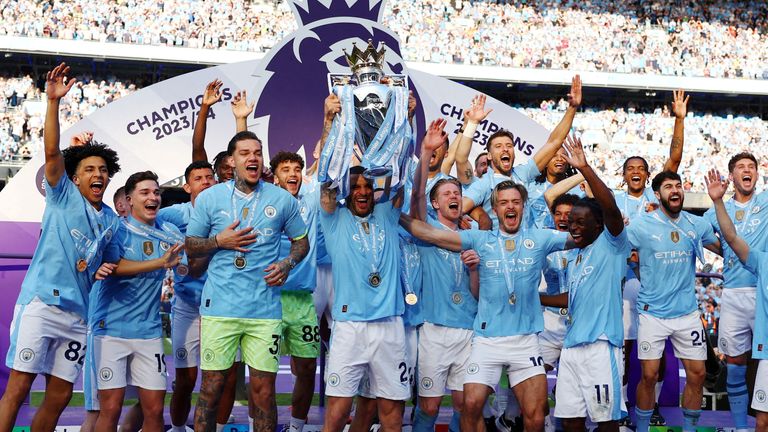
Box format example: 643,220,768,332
269,151,305,173
62,143,120,178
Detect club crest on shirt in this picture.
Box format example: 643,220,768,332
105,229,113,242
754,206,761,214
735,210,745,221
523,239,535,249
561,257,568,269
143,241,154,255
242,207,249,219
505,239,515,251
264,206,277,218
160,241,170,251
670,231,680,243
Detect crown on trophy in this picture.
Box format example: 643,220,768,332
344,40,386,77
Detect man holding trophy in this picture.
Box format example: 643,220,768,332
318,40,414,432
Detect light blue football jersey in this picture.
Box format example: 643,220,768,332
541,249,577,315
627,210,718,318
744,249,768,360
319,201,404,322
704,192,768,289
186,180,307,319
159,202,206,307
613,188,658,221
16,174,121,320
90,217,178,339
526,179,584,229
564,229,630,348
463,159,540,230
460,228,568,336
400,231,424,327
278,186,321,292
417,218,478,330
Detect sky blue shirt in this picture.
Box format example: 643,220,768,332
400,231,423,327
526,179,584,229
17,174,121,320
319,201,404,322
541,249,576,315
187,181,307,319
159,202,206,306
91,217,175,339
613,188,658,221
463,159,540,230
279,186,321,292
460,228,568,337
704,192,768,289
627,210,718,318
744,249,768,360
418,218,477,330
564,229,630,348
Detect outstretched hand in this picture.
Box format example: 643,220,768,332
422,119,448,153
202,79,223,107
161,244,185,269
69,131,94,147
231,90,255,120
562,134,588,170
671,89,690,119
705,168,729,202
46,63,76,101
324,93,341,121
464,94,493,123
567,74,582,108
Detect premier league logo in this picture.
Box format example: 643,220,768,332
251,0,425,166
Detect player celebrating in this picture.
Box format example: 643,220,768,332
703,153,768,432
540,136,629,430
270,151,322,432
705,168,768,432
186,131,309,432
90,171,183,431
0,63,122,431
400,179,575,432
628,171,719,432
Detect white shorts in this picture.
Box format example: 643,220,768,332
539,309,568,368
555,341,623,422
360,324,418,399
93,335,167,390
5,297,87,383
718,287,756,357
622,278,640,340
752,360,768,412
637,311,706,361
326,317,410,400
418,323,473,396
465,334,545,389
171,297,201,368
83,333,138,411
313,263,334,325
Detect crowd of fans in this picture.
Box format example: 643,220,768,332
2,0,768,79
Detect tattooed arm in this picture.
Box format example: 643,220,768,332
663,89,689,173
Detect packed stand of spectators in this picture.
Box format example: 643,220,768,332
0,74,137,161
2,0,768,79
524,98,768,192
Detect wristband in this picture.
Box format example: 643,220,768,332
462,121,478,139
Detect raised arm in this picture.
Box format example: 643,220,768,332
43,63,77,186
543,172,585,208
411,119,448,221
231,90,255,133
319,93,341,148
453,94,493,184
461,249,481,299
705,169,749,263
399,213,463,252
663,89,689,173
319,182,338,215
192,79,223,162
440,117,466,176
533,75,582,171
562,135,623,236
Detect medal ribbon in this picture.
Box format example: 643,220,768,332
566,246,595,320
76,203,117,270
497,232,522,301
355,217,382,277
230,182,262,261
318,85,357,200
399,236,417,297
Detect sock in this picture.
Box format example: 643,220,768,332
289,417,306,432
503,388,520,419
412,406,438,432
216,424,225,432
621,384,629,416
654,380,663,403
727,363,749,429
482,399,496,419
171,426,188,432
449,411,461,432
682,408,701,432
635,407,653,432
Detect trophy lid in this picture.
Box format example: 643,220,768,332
343,39,386,76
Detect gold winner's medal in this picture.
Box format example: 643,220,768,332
76,259,87,273
505,239,515,251
368,272,381,287
736,209,745,221
405,293,418,305
508,293,517,305
234,256,247,270
176,264,189,277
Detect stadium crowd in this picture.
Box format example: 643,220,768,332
2,0,768,79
